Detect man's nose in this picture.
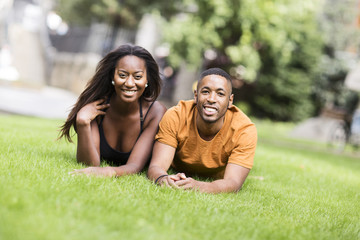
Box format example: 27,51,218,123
207,92,216,102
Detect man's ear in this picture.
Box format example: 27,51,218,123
228,94,234,108
194,89,198,102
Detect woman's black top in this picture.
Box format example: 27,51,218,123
98,100,154,166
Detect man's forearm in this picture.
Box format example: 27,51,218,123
147,165,168,182
193,163,250,193
181,178,244,194
147,141,176,183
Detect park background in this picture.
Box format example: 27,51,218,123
0,0,360,239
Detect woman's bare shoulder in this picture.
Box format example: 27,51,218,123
144,100,167,121
152,101,167,113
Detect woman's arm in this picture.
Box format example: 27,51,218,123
76,120,101,166
75,99,109,166
111,101,167,176
72,101,167,177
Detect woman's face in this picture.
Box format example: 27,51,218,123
113,55,147,103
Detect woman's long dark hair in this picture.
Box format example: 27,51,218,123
58,44,162,142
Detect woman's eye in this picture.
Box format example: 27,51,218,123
119,74,126,78
134,75,142,80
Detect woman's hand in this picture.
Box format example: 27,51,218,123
76,99,110,126
69,167,117,177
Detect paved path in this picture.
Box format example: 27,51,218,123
0,84,78,119
0,83,176,119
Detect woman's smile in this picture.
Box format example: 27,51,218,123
121,89,138,96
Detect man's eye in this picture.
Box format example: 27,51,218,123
218,92,225,96
202,90,209,94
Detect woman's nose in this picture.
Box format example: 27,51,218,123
125,76,135,87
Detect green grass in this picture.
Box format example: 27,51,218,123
0,115,359,240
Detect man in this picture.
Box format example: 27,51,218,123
148,68,257,193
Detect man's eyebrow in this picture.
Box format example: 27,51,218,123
200,86,210,89
201,86,226,92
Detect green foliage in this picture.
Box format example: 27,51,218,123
1,115,360,239
56,0,180,28
312,0,360,115
163,0,324,121
55,0,360,121
319,0,360,52
312,55,359,115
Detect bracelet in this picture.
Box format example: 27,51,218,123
155,174,168,185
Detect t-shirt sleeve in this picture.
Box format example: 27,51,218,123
155,106,180,148
228,124,257,169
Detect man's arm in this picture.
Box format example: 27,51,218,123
147,141,186,188
175,163,250,193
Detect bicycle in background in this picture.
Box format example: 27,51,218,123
328,109,360,153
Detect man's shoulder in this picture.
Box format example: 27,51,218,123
156,100,196,145
166,100,196,116
227,105,256,131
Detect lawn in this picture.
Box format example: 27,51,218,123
0,115,359,240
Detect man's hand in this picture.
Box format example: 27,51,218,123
158,173,186,188
174,177,204,191
176,164,250,193
69,166,116,177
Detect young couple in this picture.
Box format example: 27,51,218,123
59,44,257,194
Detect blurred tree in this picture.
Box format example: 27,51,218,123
312,0,360,116
56,0,181,53
320,0,360,52
163,0,324,121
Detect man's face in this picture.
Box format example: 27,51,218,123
194,74,233,124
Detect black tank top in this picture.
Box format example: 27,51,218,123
98,100,155,166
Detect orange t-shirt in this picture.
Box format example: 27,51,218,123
155,100,257,179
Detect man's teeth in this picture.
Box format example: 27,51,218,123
205,107,216,112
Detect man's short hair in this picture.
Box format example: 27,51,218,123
199,68,233,92
200,68,232,82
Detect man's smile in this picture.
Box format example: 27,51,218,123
203,105,218,115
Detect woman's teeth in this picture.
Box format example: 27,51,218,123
123,90,136,93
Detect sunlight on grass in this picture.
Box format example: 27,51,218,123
254,119,360,156
0,115,359,240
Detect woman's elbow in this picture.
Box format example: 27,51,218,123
76,158,100,167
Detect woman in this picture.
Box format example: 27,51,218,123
59,44,166,177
